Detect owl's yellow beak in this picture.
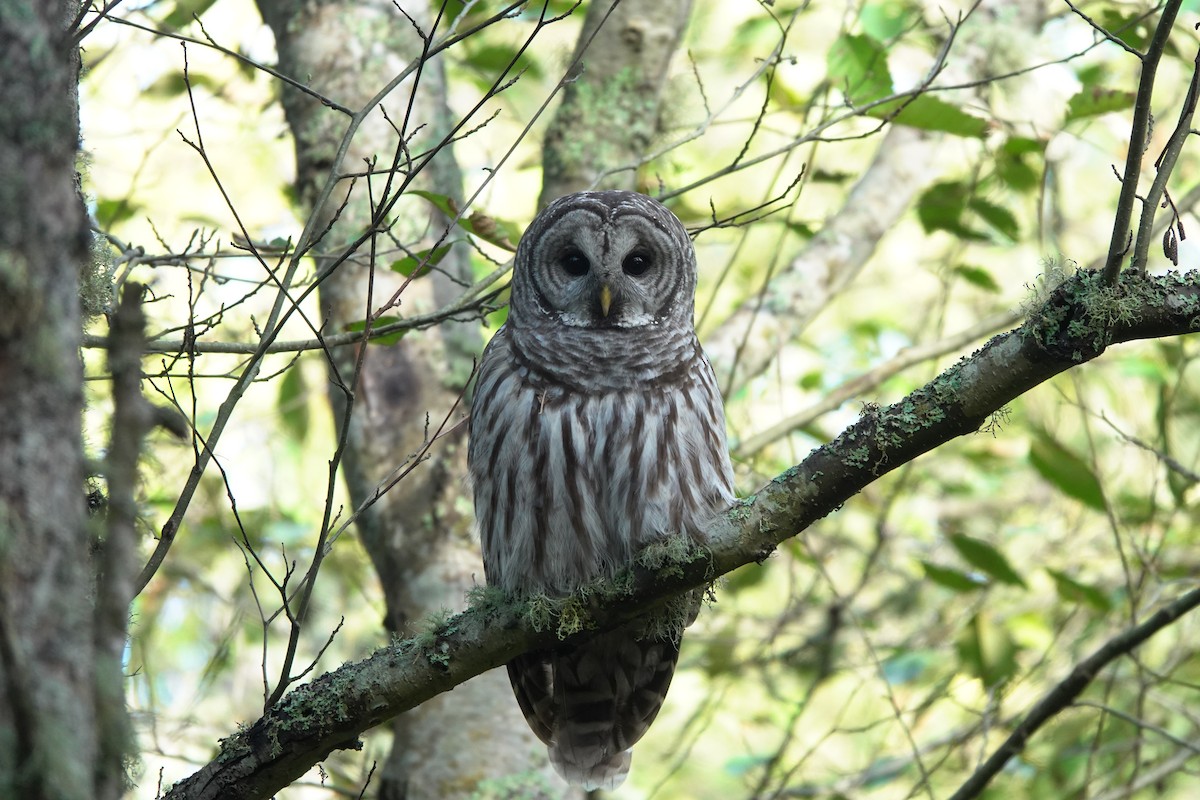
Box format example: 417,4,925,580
599,284,613,317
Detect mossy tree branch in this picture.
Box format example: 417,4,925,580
163,267,1200,800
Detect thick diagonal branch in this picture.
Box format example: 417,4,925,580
163,267,1200,800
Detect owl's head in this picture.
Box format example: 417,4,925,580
508,191,697,331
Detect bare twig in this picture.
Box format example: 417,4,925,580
1132,44,1200,270
1102,0,1184,283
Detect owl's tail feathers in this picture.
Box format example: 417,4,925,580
549,745,632,792
543,630,681,790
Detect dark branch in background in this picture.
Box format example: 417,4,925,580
1102,0,1183,283
947,584,1200,800
94,281,148,798
162,268,1200,800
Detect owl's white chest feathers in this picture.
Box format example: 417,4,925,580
469,327,735,596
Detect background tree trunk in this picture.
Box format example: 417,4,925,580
0,2,121,798
539,0,693,205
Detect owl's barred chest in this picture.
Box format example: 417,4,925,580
470,329,734,594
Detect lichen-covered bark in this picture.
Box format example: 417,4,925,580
254,1,554,796
538,0,693,206
0,2,109,798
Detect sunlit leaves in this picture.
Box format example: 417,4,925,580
968,197,1020,242
159,0,220,32
144,70,223,99
860,0,912,42
410,190,519,250
881,649,936,685
869,95,989,137
921,560,987,592
277,364,309,444
916,181,1021,242
344,316,407,345
830,29,988,137
996,137,1045,191
954,264,1002,293
1095,8,1155,51
95,197,142,228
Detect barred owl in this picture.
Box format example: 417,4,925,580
468,191,735,790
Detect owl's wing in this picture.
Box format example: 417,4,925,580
506,652,557,746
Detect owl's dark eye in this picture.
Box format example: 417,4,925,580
558,248,590,277
622,249,653,276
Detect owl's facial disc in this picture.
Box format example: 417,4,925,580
534,212,681,329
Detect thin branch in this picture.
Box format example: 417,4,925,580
95,14,352,113
1102,0,1184,283
1063,0,1145,58
1132,43,1200,269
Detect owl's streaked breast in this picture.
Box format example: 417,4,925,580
469,326,734,595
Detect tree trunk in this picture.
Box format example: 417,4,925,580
0,2,119,798
539,0,693,205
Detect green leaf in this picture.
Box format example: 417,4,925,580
1096,9,1153,51
1047,569,1112,612
463,43,542,79
916,181,988,241
344,315,408,345
968,197,1020,242
948,534,1028,588
954,264,1001,293
1003,136,1046,156
995,138,1043,191
161,0,220,31
956,611,1020,688
410,191,518,250
860,0,911,41
95,197,141,228
277,364,309,443
870,95,989,138
922,560,987,592
1028,431,1106,511
827,33,893,104
144,69,222,99
882,649,934,685
410,189,458,217
390,242,455,278
1065,88,1136,123
725,562,768,593
462,211,520,251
